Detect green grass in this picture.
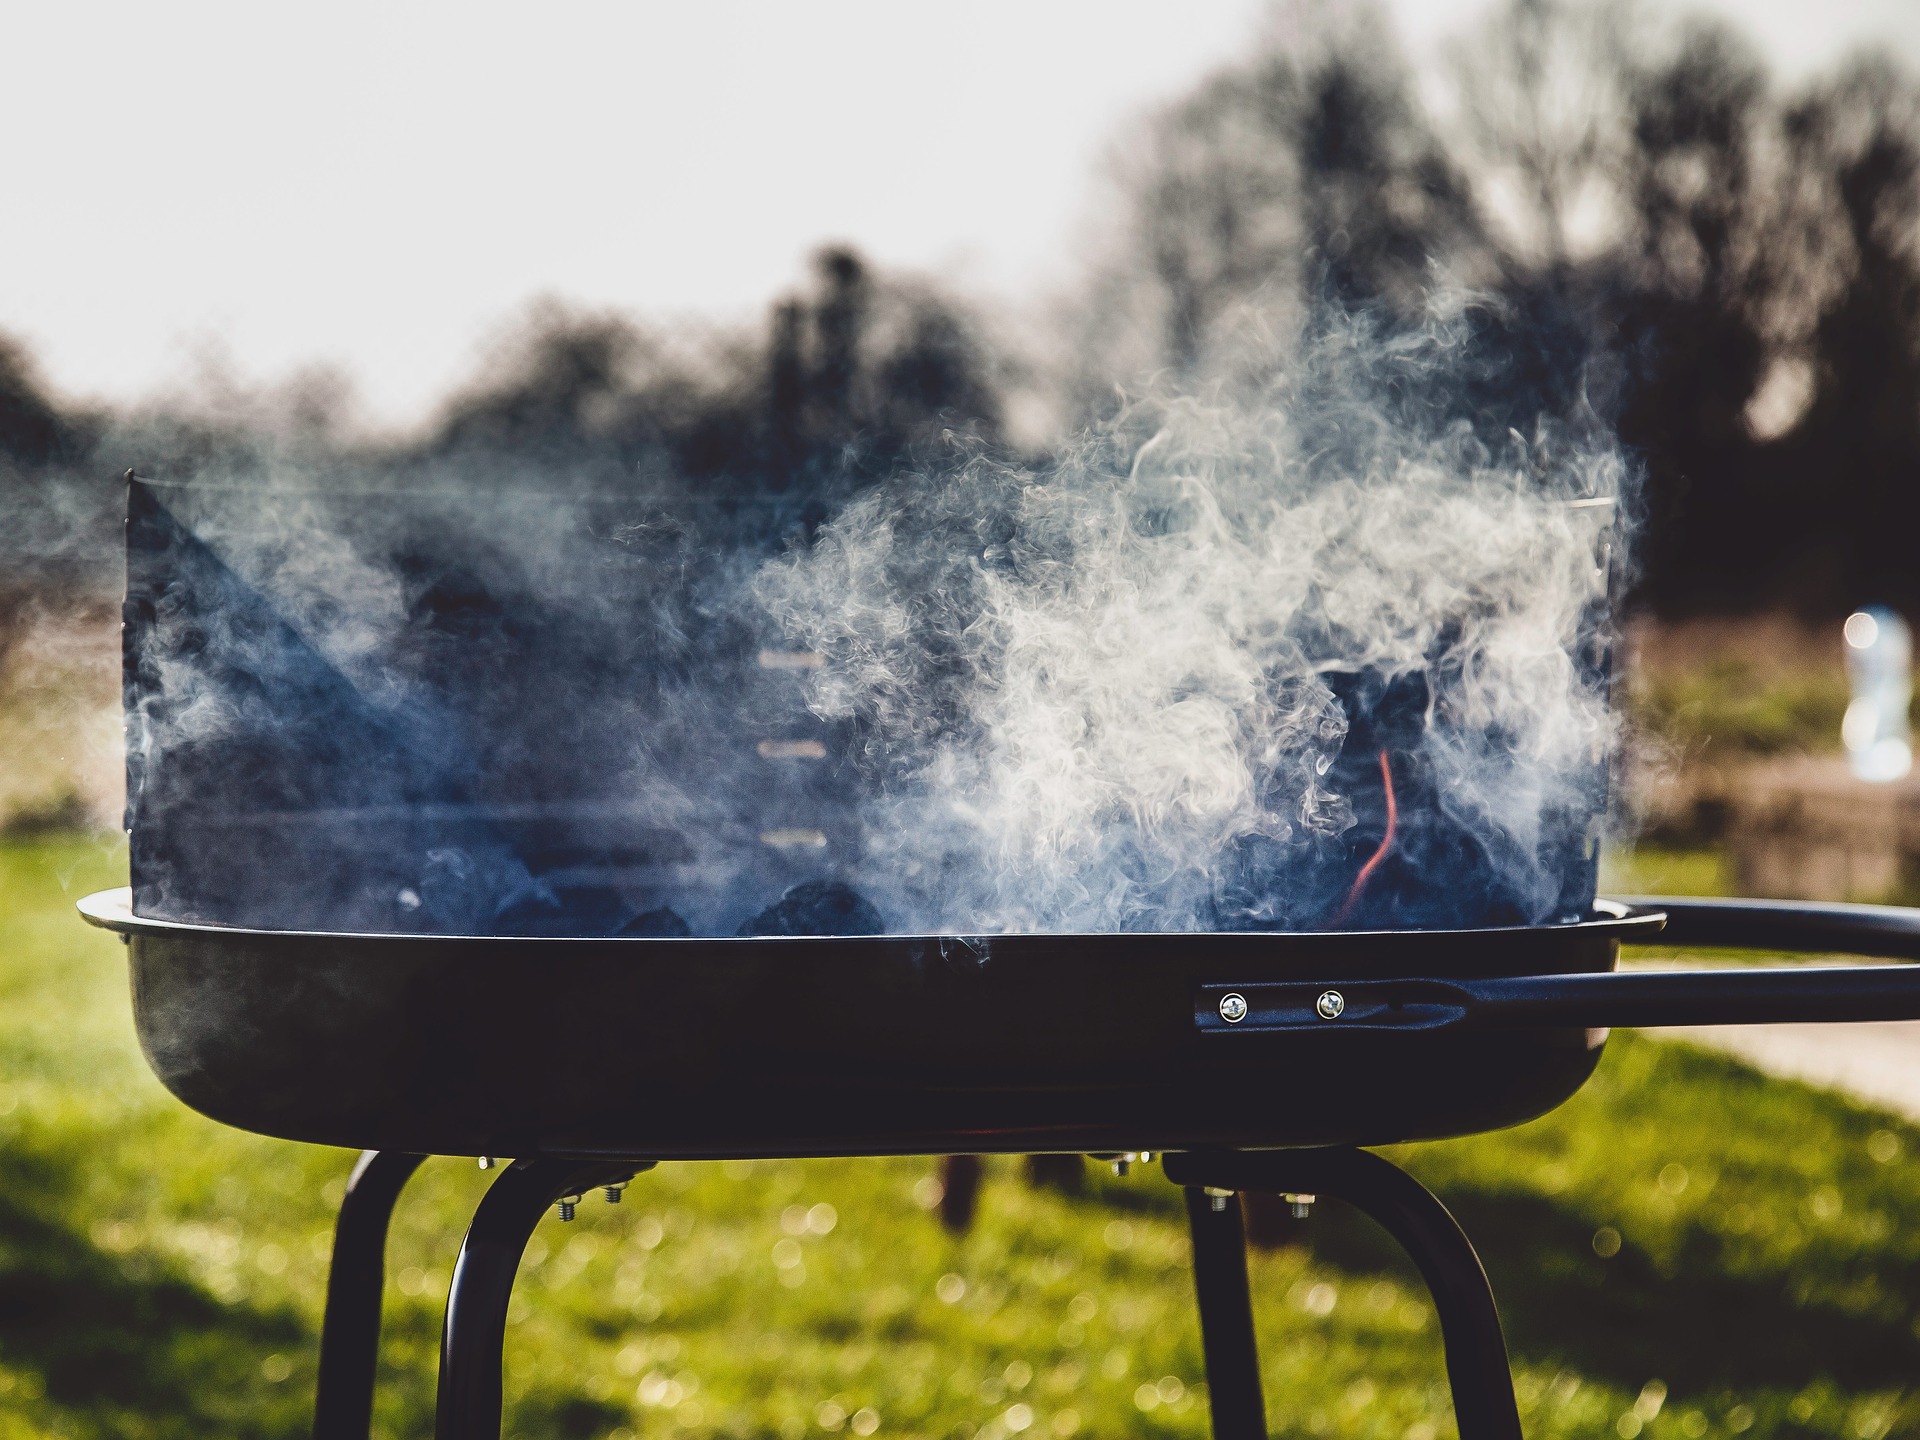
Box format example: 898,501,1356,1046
3,837,1920,1439
1625,660,1851,763
1600,846,1735,900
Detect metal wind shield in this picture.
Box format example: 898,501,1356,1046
122,450,1618,939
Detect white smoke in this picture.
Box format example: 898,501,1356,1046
121,302,1629,938
753,304,1626,933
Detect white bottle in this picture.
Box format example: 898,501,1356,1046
1843,606,1912,782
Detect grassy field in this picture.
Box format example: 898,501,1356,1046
3,838,1920,1440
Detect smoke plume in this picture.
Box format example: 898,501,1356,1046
754,303,1625,932
123,300,1626,937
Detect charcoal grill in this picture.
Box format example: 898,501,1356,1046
75,887,1920,1439
91,473,1920,1437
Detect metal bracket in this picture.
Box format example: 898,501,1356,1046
1197,962,1920,1037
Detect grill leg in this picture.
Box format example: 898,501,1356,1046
313,1149,426,1440
1184,1187,1267,1440
434,1158,642,1440
1165,1149,1522,1440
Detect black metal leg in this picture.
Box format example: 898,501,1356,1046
1166,1150,1522,1440
314,1150,427,1440
1184,1187,1267,1440
938,1154,984,1232
434,1159,642,1440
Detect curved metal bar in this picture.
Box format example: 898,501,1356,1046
314,1150,427,1440
75,884,1661,947
1165,1149,1521,1440
1183,1187,1267,1440
1608,895,1920,961
435,1159,643,1440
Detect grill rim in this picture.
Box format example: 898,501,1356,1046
77,886,1664,948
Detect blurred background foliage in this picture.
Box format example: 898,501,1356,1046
9,0,1918,835
10,0,1920,624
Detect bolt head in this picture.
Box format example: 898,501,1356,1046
1218,992,1249,1024
1315,989,1345,1020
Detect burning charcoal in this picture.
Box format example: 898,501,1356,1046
1304,665,1586,930
739,880,885,937
410,847,557,934
618,906,692,938
493,884,637,937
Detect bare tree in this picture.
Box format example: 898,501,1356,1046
1446,0,1637,275
1074,3,1481,397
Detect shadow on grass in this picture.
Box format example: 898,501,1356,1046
513,1389,631,1439
0,1144,311,1439
1281,1185,1917,1400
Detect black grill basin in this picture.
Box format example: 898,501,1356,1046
79,889,1657,1159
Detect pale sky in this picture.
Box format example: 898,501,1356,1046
2,0,1916,434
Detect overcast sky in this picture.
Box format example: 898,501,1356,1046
4,0,1917,433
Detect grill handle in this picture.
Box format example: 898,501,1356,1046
1196,895,1920,1036
1611,894,1920,962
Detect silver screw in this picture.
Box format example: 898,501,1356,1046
603,1184,624,1204
1315,990,1345,1020
1286,1192,1316,1219
1111,1157,1131,1178
557,1194,580,1222
1218,992,1249,1024
477,1156,494,1171
1204,1187,1234,1214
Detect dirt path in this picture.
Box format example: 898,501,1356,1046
1613,954,1920,1119
1653,1019,1920,1122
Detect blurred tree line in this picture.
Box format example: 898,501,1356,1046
6,0,1920,630
429,247,1006,500
1080,0,1920,617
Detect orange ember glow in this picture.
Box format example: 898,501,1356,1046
1333,749,1397,926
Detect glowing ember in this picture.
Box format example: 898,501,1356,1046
1333,750,1398,927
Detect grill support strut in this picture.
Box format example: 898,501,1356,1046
1183,1185,1266,1437
436,1158,644,1440
1170,1149,1522,1440
313,1149,425,1440
231,893,1920,1440
324,1149,1521,1440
